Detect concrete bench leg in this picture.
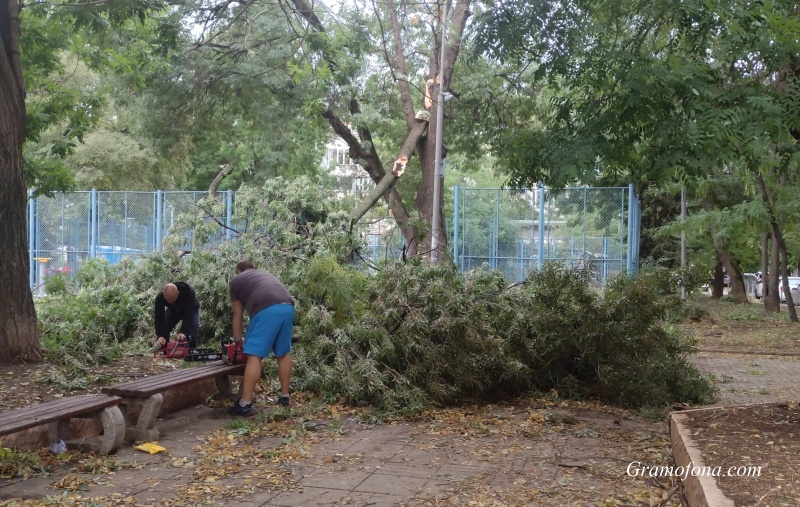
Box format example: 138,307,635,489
96,406,125,454
46,406,125,455
121,394,163,443
213,375,243,401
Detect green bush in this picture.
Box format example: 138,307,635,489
35,176,715,411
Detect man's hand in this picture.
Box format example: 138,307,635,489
156,336,167,348
177,333,187,342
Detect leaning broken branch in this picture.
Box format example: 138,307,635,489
349,119,428,225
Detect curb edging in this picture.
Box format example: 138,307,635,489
669,408,735,507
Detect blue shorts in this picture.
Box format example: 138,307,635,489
243,304,295,358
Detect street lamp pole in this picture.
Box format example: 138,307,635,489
430,1,448,263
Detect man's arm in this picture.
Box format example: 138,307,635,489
232,300,244,342
154,294,168,341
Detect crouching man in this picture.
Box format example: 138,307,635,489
228,260,295,416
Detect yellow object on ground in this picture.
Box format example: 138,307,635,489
134,442,166,454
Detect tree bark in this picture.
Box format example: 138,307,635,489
765,234,781,314
703,195,748,303
711,261,724,299
756,172,797,321
0,0,42,363
711,236,748,303
415,0,471,259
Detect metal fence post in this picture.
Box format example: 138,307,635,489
602,237,608,285
460,188,466,271
226,190,233,240
453,185,460,266
155,190,163,252
28,190,35,288
537,185,545,270
90,188,98,259
626,184,634,272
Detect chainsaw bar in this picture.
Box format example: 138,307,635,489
183,348,223,362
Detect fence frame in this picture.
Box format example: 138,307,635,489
452,184,641,284
28,185,642,290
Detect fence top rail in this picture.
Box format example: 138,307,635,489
458,186,631,191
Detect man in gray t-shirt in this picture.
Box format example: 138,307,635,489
228,260,295,417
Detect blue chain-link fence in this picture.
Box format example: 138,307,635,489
28,185,641,292
452,185,641,285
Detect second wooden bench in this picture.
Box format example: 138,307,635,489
101,361,245,442
0,395,124,454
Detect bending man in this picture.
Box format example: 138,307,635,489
228,260,295,416
154,282,201,349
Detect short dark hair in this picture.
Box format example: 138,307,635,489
236,260,255,273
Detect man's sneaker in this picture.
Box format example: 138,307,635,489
278,394,290,408
228,399,254,417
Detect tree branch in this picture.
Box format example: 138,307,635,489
441,1,471,91
349,119,428,224
189,0,257,52
208,163,234,197
381,0,415,129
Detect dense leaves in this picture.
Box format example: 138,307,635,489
37,179,713,410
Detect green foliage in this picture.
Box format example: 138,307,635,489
295,261,714,413
38,177,713,413
0,447,49,479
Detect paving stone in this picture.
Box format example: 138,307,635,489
0,477,57,500
268,486,349,506
296,469,372,491
333,491,407,506
131,489,179,506
369,463,438,479
354,472,428,497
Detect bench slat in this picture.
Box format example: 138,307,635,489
0,397,87,424
0,395,116,425
0,395,121,437
104,363,243,391
101,362,245,398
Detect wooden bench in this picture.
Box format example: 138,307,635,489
101,361,246,442
0,395,125,455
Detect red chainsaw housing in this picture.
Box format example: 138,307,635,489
154,340,189,359
223,340,248,364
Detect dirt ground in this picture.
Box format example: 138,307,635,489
0,356,178,413
683,402,800,507
2,296,800,506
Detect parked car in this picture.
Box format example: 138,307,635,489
755,275,800,304
780,277,800,304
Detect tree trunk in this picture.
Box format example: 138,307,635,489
0,0,42,363
414,1,471,261
760,232,768,297
765,234,781,314
779,239,798,321
712,240,749,303
711,261,724,299
703,194,748,303
756,172,795,320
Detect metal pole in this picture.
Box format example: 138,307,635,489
681,186,687,300
28,190,35,288
453,185,460,265
123,192,128,252
537,185,545,270
627,184,634,272
583,187,588,256
90,189,98,259
494,189,500,269
156,190,163,252
226,189,233,240
430,1,448,262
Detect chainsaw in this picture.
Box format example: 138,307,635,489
181,338,248,364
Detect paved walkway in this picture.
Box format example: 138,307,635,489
692,352,800,406
2,352,799,507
